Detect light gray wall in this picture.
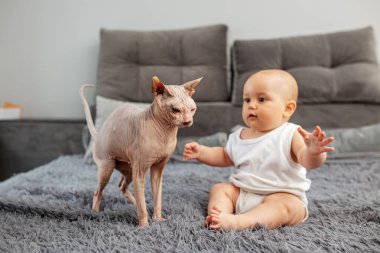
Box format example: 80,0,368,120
1,0,380,119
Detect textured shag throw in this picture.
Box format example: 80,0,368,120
0,155,379,252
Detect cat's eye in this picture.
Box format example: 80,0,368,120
172,107,181,113
191,108,196,112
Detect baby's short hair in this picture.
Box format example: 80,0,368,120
248,69,298,102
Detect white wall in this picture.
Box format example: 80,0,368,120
1,0,380,119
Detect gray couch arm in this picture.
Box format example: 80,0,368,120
0,120,85,181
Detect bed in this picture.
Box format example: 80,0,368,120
1,24,380,252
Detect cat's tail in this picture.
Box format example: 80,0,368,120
79,84,97,139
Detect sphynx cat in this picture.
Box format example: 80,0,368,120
80,76,202,227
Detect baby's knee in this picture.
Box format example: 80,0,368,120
278,201,294,221
263,193,305,225
209,183,224,195
210,182,236,194
210,182,240,203
281,202,305,225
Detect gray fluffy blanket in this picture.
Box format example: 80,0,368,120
0,155,379,252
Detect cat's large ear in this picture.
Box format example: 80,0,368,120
152,76,173,97
182,77,203,96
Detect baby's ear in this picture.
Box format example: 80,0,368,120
182,77,203,96
284,100,297,117
152,76,173,97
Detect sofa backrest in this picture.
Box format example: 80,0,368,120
231,27,380,106
96,24,229,102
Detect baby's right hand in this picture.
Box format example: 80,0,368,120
183,142,201,161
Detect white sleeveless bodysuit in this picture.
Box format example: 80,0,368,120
226,122,311,214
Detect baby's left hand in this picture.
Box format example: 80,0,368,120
298,126,335,155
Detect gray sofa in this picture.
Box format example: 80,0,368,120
93,24,380,138
2,24,380,179
84,24,380,160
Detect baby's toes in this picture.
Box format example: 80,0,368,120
212,205,222,212
211,214,221,223
210,209,220,217
209,220,221,230
210,205,222,215
204,216,212,227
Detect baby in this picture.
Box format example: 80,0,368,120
183,69,334,230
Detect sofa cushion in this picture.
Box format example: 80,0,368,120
231,27,380,106
323,123,380,154
230,122,380,155
97,24,229,102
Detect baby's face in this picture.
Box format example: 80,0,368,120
242,71,294,133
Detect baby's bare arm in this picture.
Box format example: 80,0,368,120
183,142,233,167
292,126,334,169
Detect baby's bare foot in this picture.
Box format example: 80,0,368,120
209,205,241,231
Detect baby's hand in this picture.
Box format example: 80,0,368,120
297,126,335,155
183,142,201,161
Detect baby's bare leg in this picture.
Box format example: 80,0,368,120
205,182,240,226
210,192,306,230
